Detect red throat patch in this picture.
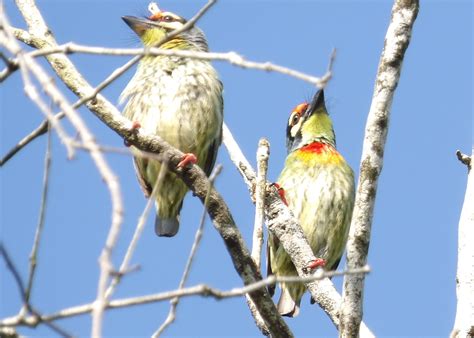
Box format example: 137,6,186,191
297,142,344,165
299,142,329,154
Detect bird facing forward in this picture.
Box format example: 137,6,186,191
268,90,355,317
120,3,223,237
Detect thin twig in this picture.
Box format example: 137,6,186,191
0,244,74,338
246,139,271,336
0,23,75,157
0,50,19,82
0,265,369,329
21,43,328,87
0,244,28,308
104,157,168,299
153,165,223,337
251,138,270,266
456,150,471,170
0,120,48,166
222,124,256,190
25,126,52,303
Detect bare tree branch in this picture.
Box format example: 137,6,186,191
252,138,270,267
6,3,125,336
450,148,474,338
340,1,419,336
244,139,272,336
0,34,335,167
456,150,472,170
1,42,332,87
0,120,48,166
0,265,369,329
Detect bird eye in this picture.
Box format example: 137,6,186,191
290,113,300,127
162,15,174,22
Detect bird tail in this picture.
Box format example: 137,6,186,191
277,286,300,317
154,214,180,237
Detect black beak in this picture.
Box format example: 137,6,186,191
122,16,154,37
304,89,327,118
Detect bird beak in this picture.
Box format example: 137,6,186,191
304,89,327,118
122,16,155,37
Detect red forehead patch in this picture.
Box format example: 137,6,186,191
149,12,163,21
293,102,309,115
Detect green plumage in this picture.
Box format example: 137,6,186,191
268,90,355,316
121,10,223,237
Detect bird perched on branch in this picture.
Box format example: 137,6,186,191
120,3,223,237
267,90,355,317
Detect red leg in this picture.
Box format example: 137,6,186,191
124,121,142,147
272,183,288,206
306,258,326,270
177,153,197,168
131,121,141,130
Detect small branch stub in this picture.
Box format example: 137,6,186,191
456,150,471,170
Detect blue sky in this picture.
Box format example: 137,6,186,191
1,0,472,337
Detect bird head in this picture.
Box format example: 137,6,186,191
286,90,336,153
122,3,208,51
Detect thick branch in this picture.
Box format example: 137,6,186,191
451,149,474,338
340,1,419,336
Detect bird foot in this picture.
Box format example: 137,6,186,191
131,121,141,130
271,183,288,206
303,258,326,273
177,153,197,169
124,121,142,147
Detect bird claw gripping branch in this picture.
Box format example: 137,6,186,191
302,258,326,273
271,183,288,206
124,121,142,147
177,153,197,169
